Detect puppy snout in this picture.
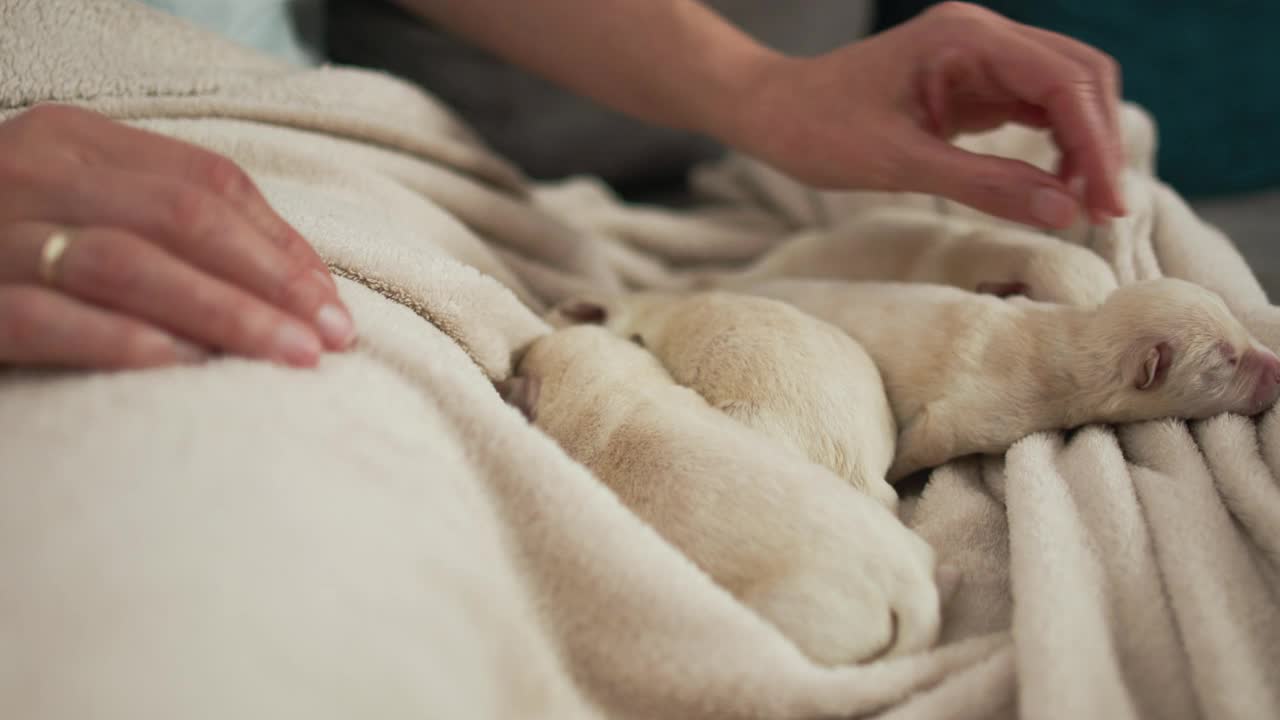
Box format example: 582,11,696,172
1242,348,1280,413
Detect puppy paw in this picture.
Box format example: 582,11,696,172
745,500,942,666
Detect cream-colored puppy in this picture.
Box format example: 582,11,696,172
499,325,941,665
739,277,1280,480
548,291,899,509
698,207,1118,306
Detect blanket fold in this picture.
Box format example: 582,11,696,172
1,2,1277,718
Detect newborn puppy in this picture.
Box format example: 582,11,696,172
549,290,899,509
505,325,941,665
699,207,1118,306
739,277,1280,480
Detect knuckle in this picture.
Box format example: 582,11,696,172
164,186,218,236
1050,71,1097,104
969,173,1012,204
229,306,282,355
192,289,268,351
195,153,254,200
929,1,990,22
272,254,323,309
271,224,312,256
116,326,168,365
67,232,147,300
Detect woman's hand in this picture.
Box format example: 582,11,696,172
0,104,355,370
404,0,1124,229
725,2,1126,228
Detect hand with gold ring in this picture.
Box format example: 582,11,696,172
0,104,356,370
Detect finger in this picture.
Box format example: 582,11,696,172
50,106,338,289
0,285,206,370
1018,25,1124,169
28,168,355,350
901,131,1079,229
1054,140,1080,189
982,28,1125,219
921,50,1051,135
0,223,325,367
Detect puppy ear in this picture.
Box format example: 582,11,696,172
495,376,541,422
557,300,608,325
975,280,1031,298
1134,341,1172,390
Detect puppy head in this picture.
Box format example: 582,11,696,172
518,324,668,386
1094,278,1280,418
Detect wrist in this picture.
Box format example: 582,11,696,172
681,40,791,147
698,52,810,166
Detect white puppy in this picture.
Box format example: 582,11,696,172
548,290,899,509
499,326,941,666
739,277,1280,480
699,207,1118,306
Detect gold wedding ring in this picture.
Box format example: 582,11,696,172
38,230,72,287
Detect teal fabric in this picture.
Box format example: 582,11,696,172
876,1,1280,198
139,0,324,66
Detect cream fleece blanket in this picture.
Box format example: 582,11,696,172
1,2,1277,718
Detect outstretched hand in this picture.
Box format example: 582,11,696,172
725,2,1126,228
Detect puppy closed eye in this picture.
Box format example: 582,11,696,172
1218,342,1239,366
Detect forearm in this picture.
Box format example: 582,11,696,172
393,0,781,142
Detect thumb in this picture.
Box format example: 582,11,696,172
902,134,1080,229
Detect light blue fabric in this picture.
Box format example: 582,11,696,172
139,0,324,66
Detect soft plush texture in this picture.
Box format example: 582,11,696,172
1,2,1278,719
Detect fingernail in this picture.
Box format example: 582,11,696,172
273,323,322,366
171,338,208,364
1030,187,1077,228
314,304,356,349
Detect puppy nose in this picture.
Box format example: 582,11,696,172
1258,351,1280,385
1237,348,1280,415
